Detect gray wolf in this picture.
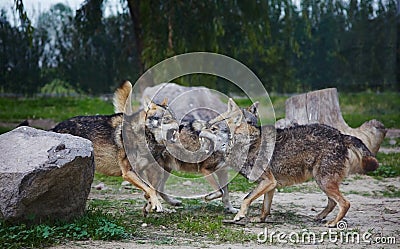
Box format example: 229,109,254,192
117,88,239,213
50,81,179,214
199,99,385,226
141,99,260,213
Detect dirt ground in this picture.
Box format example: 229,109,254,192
47,129,399,248
50,174,399,248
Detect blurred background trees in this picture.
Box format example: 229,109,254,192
0,0,398,95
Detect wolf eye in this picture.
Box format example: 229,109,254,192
211,126,218,132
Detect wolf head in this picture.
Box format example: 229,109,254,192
199,99,259,154
143,96,179,145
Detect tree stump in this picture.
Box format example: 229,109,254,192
275,88,387,154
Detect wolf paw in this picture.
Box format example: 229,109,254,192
325,220,337,228
205,190,223,201
225,206,239,214
168,199,182,206
233,213,246,221
153,201,163,213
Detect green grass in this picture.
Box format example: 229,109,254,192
339,92,400,128
0,91,398,246
0,97,114,124
368,153,400,178
0,208,131,249
94,173,125,186
228,173,257,192
379,185,400,198
381,137,400,148
0,91,398,130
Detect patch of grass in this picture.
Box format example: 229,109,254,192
170,170,203,179
339,92,400,128
229,173,257,192
368,153,400,178
0,208,131,249
142,200,254,243
278,183,320,193
94,173,124,186
0,97,114,124
379,185,400,198
381,137,400,148
345,190,372,197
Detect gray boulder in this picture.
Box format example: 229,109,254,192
0,126,94,224
142,83,227,122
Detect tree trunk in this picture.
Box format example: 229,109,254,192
127,0,144,74
275,88,387,154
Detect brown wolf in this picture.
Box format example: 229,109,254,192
51,81,179,214
199,99,385,226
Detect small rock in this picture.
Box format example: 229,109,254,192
182,180,192,186
121,180,131,186
141,223,148,227
389,139,396,145
93,182,108,190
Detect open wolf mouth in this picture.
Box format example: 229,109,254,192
166,129,178,143
199,135,214,154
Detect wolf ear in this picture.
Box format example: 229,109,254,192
227,98,240,112
232,110,243,126
226,98,243,126
247,101,259,115
160,97,168,107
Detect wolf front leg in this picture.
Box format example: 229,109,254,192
119,152,163,215
157,168,182,206
234,170,277,221
203,168,224,200
215,168,238,213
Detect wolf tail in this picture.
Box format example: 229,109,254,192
113,81,132,113
346,135,379,172
362,156,379,172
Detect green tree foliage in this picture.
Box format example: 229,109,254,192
1,0,398,95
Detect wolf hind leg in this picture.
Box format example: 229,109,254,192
260,188,275,221
314,197,336,221
317,178,350,227
234,170,276,221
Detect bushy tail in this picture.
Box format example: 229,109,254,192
113,81,132,113
362,156,379,172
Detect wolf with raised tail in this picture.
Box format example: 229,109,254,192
199,99,385,227
51,81,179,215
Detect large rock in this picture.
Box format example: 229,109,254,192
142,83,227,122
0,126,94,224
